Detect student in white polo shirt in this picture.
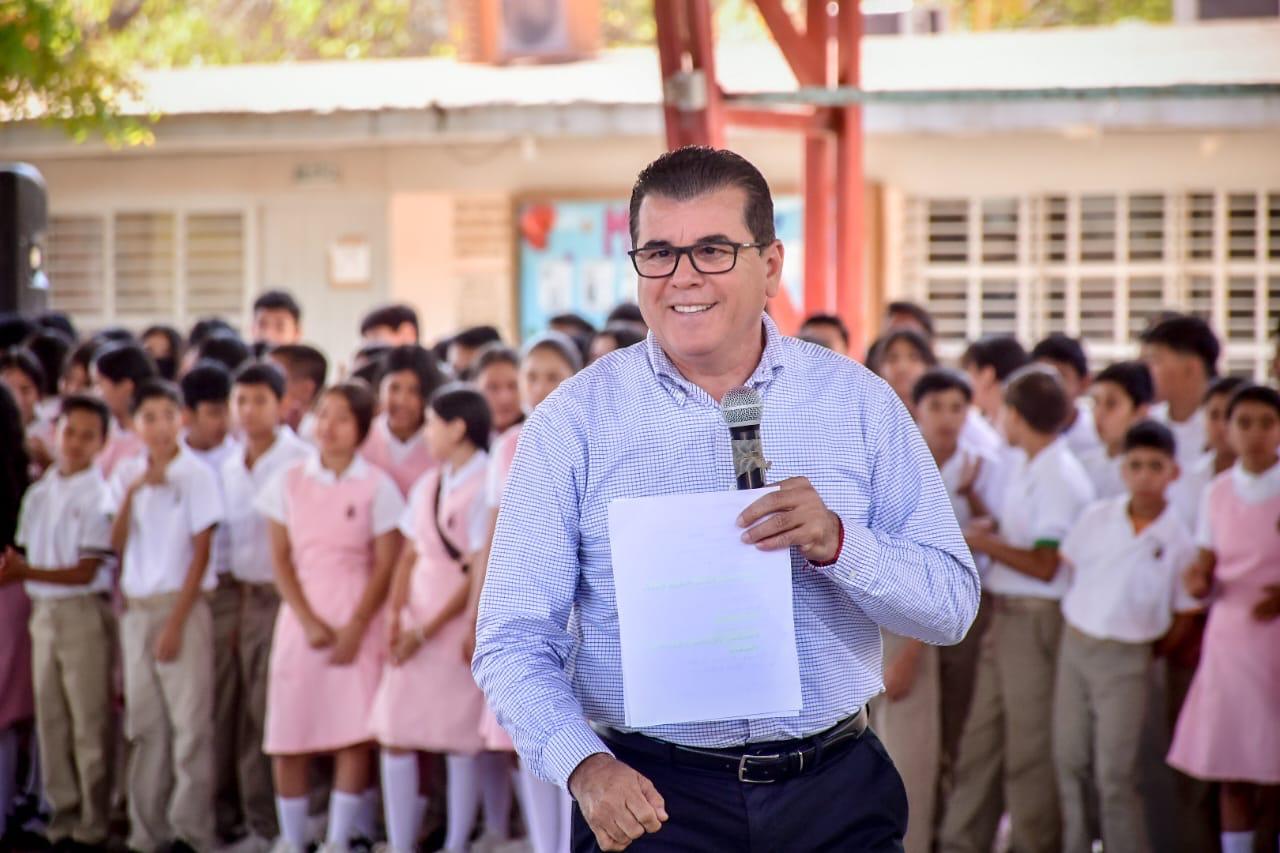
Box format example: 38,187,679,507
1141,315,1219,472
940,366,1095,853
1,395,115,848
1053,420,1200,853
1031,333,1102,458
219,362,312,847
1077,361,1155,500
109,378,224,853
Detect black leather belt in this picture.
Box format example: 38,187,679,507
596,706,868,785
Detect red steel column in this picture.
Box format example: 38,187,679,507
834,0,866,355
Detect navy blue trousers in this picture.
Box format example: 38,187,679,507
572,728,908,852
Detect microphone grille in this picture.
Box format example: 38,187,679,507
722,386,763,428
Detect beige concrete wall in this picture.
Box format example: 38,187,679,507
26,127,1280,361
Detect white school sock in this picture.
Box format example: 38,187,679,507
276,795,311,848
355,785,379,839
517,764,563,853
380,752,421,853
478,752,512,838
445,754,481,852
326,790,363,847
1220,831,1255,853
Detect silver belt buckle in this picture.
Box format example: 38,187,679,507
737,752,782,784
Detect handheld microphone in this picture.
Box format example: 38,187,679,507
722,386,769,490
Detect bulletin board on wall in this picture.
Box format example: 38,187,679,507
515,196,806,342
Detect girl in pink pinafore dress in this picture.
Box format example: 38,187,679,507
469,334,581,853
1168,385,1280,853
371,385,510,853
256,383,405,853
361,345,445,497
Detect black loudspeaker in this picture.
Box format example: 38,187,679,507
0,163,50,314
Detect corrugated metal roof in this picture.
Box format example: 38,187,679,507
126,20,1280,117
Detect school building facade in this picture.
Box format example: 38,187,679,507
4,19,1279,374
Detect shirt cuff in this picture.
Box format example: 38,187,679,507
541,719,614,791
810,514,881,593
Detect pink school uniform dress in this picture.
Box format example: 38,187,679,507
370,451,491,753
1167,463,1280,784
361,414,436,497
479,424,522,751
256,454,405,755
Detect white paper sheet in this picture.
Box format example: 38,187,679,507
607,487,803,728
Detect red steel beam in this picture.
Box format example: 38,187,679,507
753,0,825,86
834,0,866,355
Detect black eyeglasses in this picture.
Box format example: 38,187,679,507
627,241,769,279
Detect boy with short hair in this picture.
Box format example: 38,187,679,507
940,366,1095,853
959,334,1029,459
360,304,420,346
253,290,303,347
1,395,115,847
91,341,158,476
180,361,245,843
1077,361,1155,499
1141,314,1219,470
109,379,223,852
268,344,328,439
1053,420,1200,853
220,362,312,846
876,369,1002,853
1031,333,1100,456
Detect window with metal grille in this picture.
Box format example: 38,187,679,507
902,191,1280,379
45,209,250,330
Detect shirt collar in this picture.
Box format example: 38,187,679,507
1230,458,1280,503
443,450,489,492
1025,437,1069,478
48,464,99,489
375,414,421,453
644,313,788,406
303,452,371,485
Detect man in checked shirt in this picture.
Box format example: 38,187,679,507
475,146,980,852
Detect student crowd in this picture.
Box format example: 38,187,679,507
0,289,1276,853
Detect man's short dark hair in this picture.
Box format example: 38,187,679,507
360,304,419,339
233,361,286,400
130,378,182,414
452,325,503,352
180,361,232,410
1094,361,1154,408
886,301,935,339
253,289,302,322
381,345,446,401
629,146,776,248
1140,315,1220,378
1226,384,1280,420
607,302,645,327
1004,366,1069,435
0,347,46,397
912,367,973,406
270,344,328,390
961,335,1029,382
188,317,237,350
1123,420,1176,458
1031,333,1089,380
59,393,110,438
1204,375,1246,404
800,313,850,349
93,342,157,386
198,332,251,373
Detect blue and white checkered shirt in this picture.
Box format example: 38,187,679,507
474,314,980,787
